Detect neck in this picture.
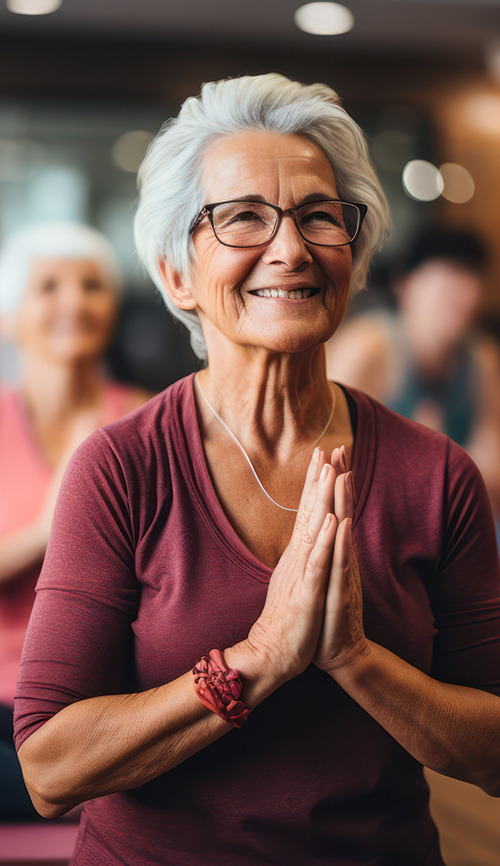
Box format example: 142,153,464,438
198,341,334,462
403,319,458,379
20,354,105,424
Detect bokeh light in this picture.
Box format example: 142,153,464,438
439,162,475,204
463,94,500,136
294,2,354,36
6,0,63,14
402,160,444,201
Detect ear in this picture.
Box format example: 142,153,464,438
158,260,197,311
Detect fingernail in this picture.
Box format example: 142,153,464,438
341,446,347,472
346,471,354,495
321,513,333,532
320,463,329,482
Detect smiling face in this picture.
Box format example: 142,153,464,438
164,130,353,357
14,257,118,364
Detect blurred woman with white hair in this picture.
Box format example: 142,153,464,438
11,75,500,865
0,221,150,817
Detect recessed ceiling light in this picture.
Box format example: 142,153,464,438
294,2,354,36
6,0,63,14
402,160,444,202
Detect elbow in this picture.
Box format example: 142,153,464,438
18,739,77,819
23,775,78,820
30,790,73,820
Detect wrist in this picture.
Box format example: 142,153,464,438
224,640,284,710
321,639,372,683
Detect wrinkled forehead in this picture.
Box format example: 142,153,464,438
200,130,339,203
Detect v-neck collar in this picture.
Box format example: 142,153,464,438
171,373,376,582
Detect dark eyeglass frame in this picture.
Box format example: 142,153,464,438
188,198,368,248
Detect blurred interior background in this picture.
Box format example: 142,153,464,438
1,0,500,391
1,4,500,865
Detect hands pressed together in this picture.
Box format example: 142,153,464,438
246,446,368,686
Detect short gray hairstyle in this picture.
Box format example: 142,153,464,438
0,221,122,317
134,73,390,361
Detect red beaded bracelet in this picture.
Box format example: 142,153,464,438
192,649,250,728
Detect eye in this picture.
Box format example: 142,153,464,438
300,208,343,228
82,278,105,293
39,278,58,293
223,209,265,227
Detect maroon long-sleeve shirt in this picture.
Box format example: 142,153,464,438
14,375,500,865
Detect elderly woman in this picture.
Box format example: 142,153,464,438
14,76,500,865
0,221,150,817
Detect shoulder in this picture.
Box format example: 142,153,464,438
344,383,480,489
0,387,28,442
75,375,195,483
346,383,451,455
327,313,400,401
0,386,20,412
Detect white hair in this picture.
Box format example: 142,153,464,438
134,73,391,361
0,221,122,317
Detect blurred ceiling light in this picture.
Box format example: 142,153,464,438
439,162,475,204
6,0,63,14
294,2,354,35
402,160,444,202
463,94,500,136
112,130,154,174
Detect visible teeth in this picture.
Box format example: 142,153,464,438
254,288,313,299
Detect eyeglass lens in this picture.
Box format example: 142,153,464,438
211,201,360,247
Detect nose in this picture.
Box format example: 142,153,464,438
261,212,313,270
58,280,90,314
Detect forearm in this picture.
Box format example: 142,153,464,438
329,640,500,796
0,523,47,584
18,641,278,818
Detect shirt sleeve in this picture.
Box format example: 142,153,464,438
431,438,500,696
13,429,140,750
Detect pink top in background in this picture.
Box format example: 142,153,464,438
0,383,145,705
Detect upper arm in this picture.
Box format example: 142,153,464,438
431,441,500,695
14,431,140,749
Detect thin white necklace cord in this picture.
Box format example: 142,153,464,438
195,373,335,513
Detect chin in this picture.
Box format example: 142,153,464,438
254,326,333,355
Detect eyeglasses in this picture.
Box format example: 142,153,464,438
189,199,368,248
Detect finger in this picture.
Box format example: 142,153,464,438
334,471,354,524
330,445,347,475
297,447,324,512
291,460,335,560
332,516,352,571
291,448,325,541
304,511,338,589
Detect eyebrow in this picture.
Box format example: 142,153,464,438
227,193,338,205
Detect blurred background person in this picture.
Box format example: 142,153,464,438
0,221,151,819
326,226,500,545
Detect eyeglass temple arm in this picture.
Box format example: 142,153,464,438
189,207,210,235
